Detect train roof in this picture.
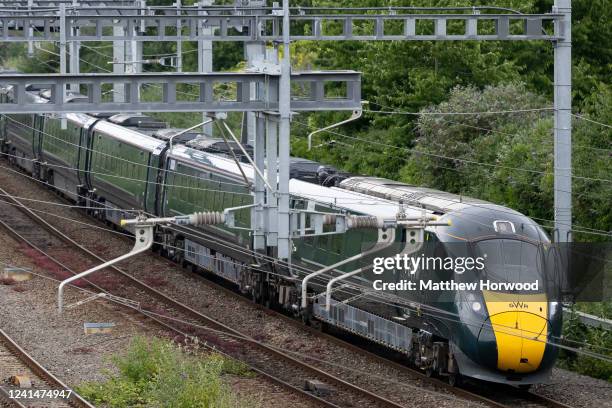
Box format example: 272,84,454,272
168,145,427,219
18,89,96,127
108,114,167,129
92,120,167,152
152,128,200,143
339,177,501,215
185,136,254,162
89,112,118,119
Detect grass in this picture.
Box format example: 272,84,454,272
76,336,258,408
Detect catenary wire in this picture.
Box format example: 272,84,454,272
572,113,612,130
368,101,612,153
0,120,609,238
295,121,612,184
2,111,610,237
2,187,610,356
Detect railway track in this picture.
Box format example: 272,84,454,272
0,187,405,407
0,183,579,408
178,266,577,408
0,328,94,408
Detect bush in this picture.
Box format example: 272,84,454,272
77,337,256,408
558,308,612,382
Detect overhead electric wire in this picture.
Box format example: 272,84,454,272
0,150,251,196
572,113,612,129
5,146,606,240
369,102,612,153
4,112,610,238
36,40,206,101
363,107,554,116
1,184,610,359
0,263,480,408
3,115,609,236
294,121,612,184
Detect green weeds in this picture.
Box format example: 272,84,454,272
77,337,257,408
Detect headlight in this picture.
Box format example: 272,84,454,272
472,302,482,312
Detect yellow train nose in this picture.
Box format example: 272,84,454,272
483,291,548,374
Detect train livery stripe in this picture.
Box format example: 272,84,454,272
482,291,548,374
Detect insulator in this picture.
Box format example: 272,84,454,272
189,211,224,226
347,215,380,229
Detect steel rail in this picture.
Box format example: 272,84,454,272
517,390,575,408
0,328,94,408
0,179,581,408
0,186,404,408
0,387,27,408
191,274,585,408
181,265,514,408
0,193,339,408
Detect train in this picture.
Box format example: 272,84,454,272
0,85,562,387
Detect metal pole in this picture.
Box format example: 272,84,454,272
243,0,266,145
59,3,67,128
175,0,183,72
253,114,266,250
266,112,279,248
126,8,141,103
27,0,33,56
277,0,291,260
198,0,213,135
59,4,66,87
554,0,572,242
69,0,79,92
265,43,280,249
112,23,125,102
245,40,267,144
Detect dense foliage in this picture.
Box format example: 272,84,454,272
289,0,611,242
560,306,612,382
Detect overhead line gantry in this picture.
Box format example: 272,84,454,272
0,1,573,265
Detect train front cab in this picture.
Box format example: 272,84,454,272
436,208,563,385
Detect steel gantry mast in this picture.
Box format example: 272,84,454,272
553,0,572,243
0,2,573,269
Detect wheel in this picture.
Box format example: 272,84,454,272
425,367,434,378
448,374,462,387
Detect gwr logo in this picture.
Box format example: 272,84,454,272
509,302,529,309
